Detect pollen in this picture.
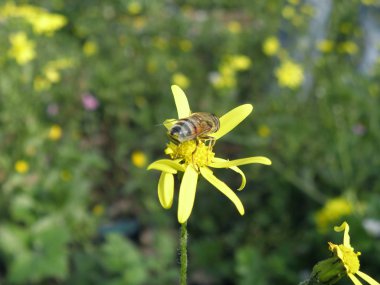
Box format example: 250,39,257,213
166,140,215,169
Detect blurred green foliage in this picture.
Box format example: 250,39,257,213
1,0,380,284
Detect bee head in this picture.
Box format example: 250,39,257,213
168,126,182,144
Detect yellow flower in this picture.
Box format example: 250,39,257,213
338,41,359,55
34,76,51,91
15,160,29,174
133,16,146,30
229,55,252,71
275,59,304,89
60,170,72,181
8,32,36,65
83,41,98,56
315,197,352,233
258,124,271,138
132,151,147,168
172,73,190,89
29,13,67,36
282,6,296,19
317,40,334,53
301,4,314,16
178,39,192,52
227,21,241,34
48,124,62,140
148,85,272,223
262,36,280,56
127,1,142,15
92,204,105,216
328,222,380,285
44,66,60,83
361,0,378,6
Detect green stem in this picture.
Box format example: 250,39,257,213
180,222,188,285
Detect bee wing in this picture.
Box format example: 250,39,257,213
197,121,214,137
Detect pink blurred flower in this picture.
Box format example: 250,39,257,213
47,103,59,116
352,123,366,136
81,93,99,111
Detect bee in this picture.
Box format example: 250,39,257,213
168,112,220,144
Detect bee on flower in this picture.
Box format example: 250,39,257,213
148,85,271,224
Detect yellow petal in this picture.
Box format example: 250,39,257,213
200,167,245,215
212,104,253,140
334,221,351,248
212,157,246,190
158,172,174,209
178,165,198,223
348,273,364,285
147,159,185,173
357,271,380,285
210,156,272,168
171,85,191,119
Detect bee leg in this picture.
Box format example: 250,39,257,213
191,139,200,171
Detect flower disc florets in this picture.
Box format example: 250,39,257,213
329,243,361,274
165,140,215,169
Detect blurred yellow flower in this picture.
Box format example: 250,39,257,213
368,84,379,97
362,0,378,5
133,16,146,29
34,76,51,91
282,6,296,19
227,21,242,34
301,4,314,16
338,41,359,55
0,3,40,20
172,73,190,89
315,197,352,233
340,23,353,35
132,151,147,168
317,40,334,53
179,39,192,52
60,170,72,181
212,72,236,90
29,13,67,36
275,59,304,89
92,204,105,216
48,124,62,140
15,160,29,174
8,32,36,65
263,36,280,56
44,66,60,83
35,58,74,89
153,37,168,50
83,41,98,56
128,1,142,15
211,54,251,90
288,0,300,4
229,55,252,71
291,15,304,27
258,124,271,138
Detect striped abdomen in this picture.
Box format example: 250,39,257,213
169,112,220,143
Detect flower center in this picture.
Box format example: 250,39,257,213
165,140,215,169
338,245,361,274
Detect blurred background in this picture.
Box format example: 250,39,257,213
1,0,380,284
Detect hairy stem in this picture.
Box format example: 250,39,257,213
180,222,188,285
